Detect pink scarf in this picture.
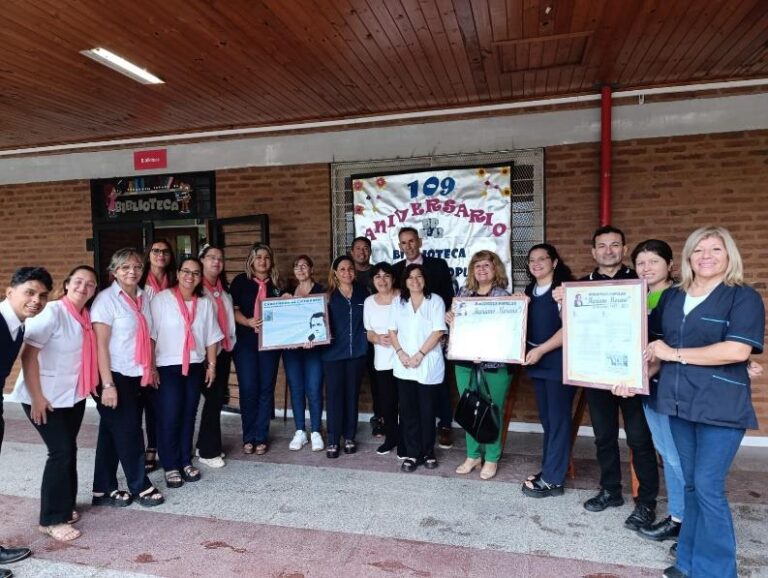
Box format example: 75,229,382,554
203,277,232,352
252,277,268,334
146,272,168,295
173,287,198,376
119,291,153,386
60,296,98,397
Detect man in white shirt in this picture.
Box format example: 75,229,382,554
0,266,52,577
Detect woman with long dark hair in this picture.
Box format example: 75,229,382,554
195,245,237,468
448,250,511,481
13,266,99,541
521,243,575,498
389,263,447,473
283,255,326,452
322,255,368,458
90,248,164,508
138,238,177,472
230,243,284,455
151,257,222,488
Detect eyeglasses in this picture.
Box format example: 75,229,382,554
151,248,171,256
118,264,143,272
204,255,224,262
179,268,201,277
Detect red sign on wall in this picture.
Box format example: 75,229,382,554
133,149,168,170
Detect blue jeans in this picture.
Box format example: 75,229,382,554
155,364,203,471
532,378,575,485
644,403,685,520
233,344,281,445
670,416,744,578
283,348,323,432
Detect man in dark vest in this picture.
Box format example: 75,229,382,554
392,226,455,448
0,266,52,578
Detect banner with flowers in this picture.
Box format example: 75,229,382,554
352,165,512,290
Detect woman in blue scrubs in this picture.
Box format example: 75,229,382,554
647,227,764,578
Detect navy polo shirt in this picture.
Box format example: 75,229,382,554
524,282,563,381
653,283,765,429
230,273,284,349
322,283,368,361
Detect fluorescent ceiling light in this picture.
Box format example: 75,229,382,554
80,47,164,85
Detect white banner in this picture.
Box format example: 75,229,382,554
353,165,512,289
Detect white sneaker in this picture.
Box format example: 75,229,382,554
310,431,325,452
198,456,225,468
196,449,225,459
289,430,308,451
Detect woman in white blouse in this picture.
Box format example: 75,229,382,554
388,264,447,472
91,248,164,509
151,257,222,488
363,262,399,456
13,266,98,541
195,245,236,468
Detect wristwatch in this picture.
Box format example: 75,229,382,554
102,382,115,389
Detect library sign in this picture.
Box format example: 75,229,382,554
90,174,203,223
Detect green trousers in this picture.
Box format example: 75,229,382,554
455,364,510,463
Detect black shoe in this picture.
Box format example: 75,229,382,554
437,427,453,449
343,440,357,454
624,503,656,531
522,477,565,498
401,458,417,472
376,442,396,455
423,456,438,469
668,542,678,559
638,515,681,541
0,567,12,578
583,489,624,512
0,547,31,565
326,445,339,459
371,419,385,438
662,566,687,578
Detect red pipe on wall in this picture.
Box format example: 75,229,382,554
599,85,612,226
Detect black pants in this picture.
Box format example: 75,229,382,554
375,369,399,445
397,378,436,460
586,387,659,507
138,385,157,450
196,350,232,459
323,357,366,446
23,400,85,525
0,394,5,455
93,372,153,496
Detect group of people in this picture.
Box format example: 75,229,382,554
0,224,763,578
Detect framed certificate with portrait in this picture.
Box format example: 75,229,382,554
258,295,331,351
562,279,649,394
446,296,528,364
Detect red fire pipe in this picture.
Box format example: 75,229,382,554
599,85,612,226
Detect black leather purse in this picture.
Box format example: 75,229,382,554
454,366,500,444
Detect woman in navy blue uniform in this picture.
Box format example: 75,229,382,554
322,255,368,458
520,243,575,498
230,243,284,456
647,227,764,578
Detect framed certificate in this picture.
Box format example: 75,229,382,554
259,295,331,351
446,296,528,364
562,279,648,394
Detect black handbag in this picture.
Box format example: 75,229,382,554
454,366,500,444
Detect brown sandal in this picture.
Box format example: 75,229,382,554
39,524,81,542
243,443,255,454
255,443,269,455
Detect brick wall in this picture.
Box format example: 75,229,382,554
1,131,767,434
545,130,768,434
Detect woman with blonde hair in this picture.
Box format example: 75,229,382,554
446,250,511,480
230,243,284,455
647,227,764,578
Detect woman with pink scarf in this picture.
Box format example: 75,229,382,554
90,248,165,509
151,257,222,488
13,266,97,541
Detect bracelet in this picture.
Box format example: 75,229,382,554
418,350,427,357
396,348,403,354
102,382,115,389
676,349,687,365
